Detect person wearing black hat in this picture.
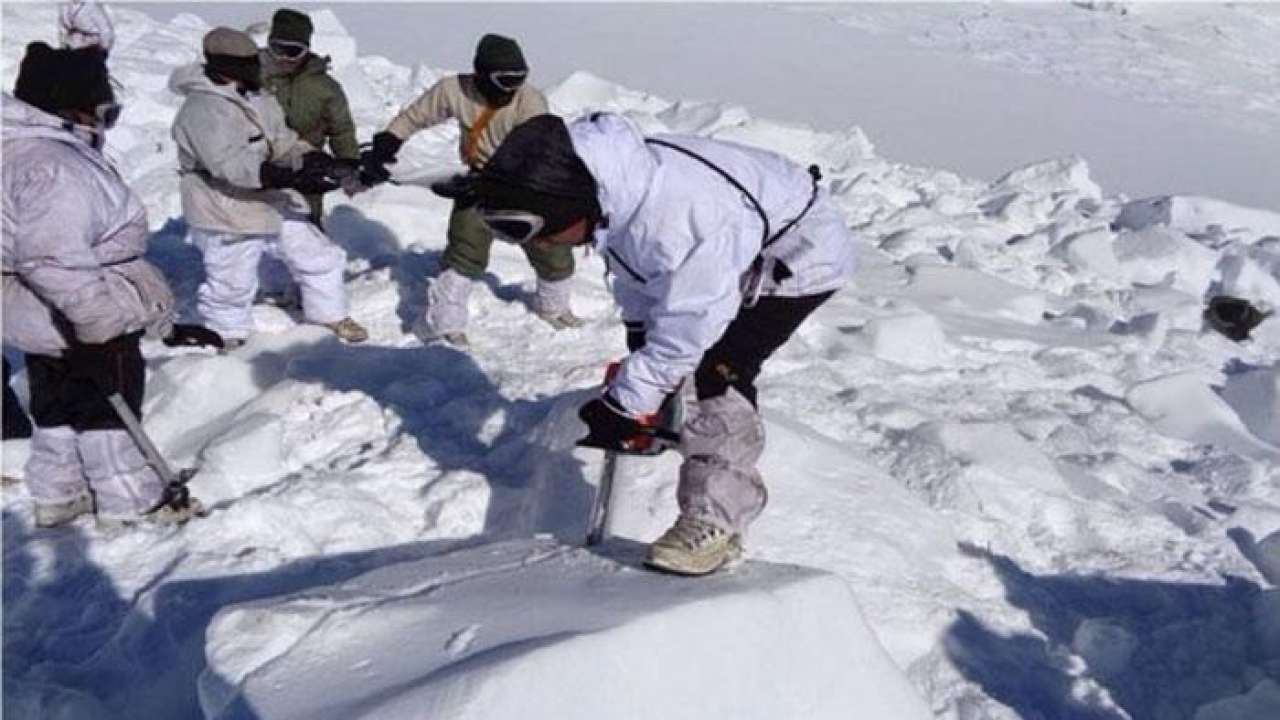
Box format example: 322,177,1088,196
4,42,204,527
170,27,368,346
475,112,858,575
359,34,579,347
261,8,359,227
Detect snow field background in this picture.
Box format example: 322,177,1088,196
3,4,1280,719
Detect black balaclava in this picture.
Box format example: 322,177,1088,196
472,33,527,107
14,42,114,119
478,114,600,239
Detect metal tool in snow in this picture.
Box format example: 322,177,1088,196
105,393,196,514
582,370,686,546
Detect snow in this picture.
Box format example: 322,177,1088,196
3,3,1280,720
198,539,930,720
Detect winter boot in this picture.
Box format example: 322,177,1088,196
324,317,368,343
97,495,206,531
33,492,94,529
532,276,584,330
645,514,743,576
536,309,586,330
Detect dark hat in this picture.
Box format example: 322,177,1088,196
13,42,113,116
478,114,599,237
473,33,527,73
269,9,314,46
1205,295,1269,342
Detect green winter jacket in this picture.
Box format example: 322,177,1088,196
262,52,359,161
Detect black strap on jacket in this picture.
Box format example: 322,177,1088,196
644,138,822,254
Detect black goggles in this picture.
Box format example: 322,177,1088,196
489,70,527,92
268,39,308,61
479,208,545,245
95,101,122,129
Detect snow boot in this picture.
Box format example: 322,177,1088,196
324,317,368,343
536,309,585,330
645,514,743,576
33,492,94,528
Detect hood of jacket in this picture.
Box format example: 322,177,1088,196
566,113,658,250
168,62,256,105
3,93,73,142
3,94,115,170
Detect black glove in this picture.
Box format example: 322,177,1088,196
358,131,402,186
331,157,361,181
624,321,646,352
369,131,402,164
293,151,341,195
430,173,478,208
163,323,225,349
259,161,295,190
577,394,646,450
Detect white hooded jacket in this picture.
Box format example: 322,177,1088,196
169,63,311,235
2,95,174,356
568,113,856,415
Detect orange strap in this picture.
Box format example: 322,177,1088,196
463,106,498,168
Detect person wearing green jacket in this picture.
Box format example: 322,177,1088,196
261,8,358,227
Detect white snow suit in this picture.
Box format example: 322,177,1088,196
169,64,347,339
2,95,174,519
568,112,857,532
59,1,114,52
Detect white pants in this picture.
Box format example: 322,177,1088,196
191,216,347,339
26,425,166,519
676,389,768,534
422,270,575,336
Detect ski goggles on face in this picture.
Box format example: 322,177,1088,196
268,39,308,61
95,101,122,129
479,208,544,245
489,70,527,92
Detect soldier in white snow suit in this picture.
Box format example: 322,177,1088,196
474,113,857,575
170,27,368,346
359,34,579,347
58,0,114,53
3,42,202,527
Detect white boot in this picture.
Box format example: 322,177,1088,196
34,492,94,529
420,268,473,346
533,276,584,330
645,514,742,576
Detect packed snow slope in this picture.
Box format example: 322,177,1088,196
143,1,1280,211
4,4,1280,720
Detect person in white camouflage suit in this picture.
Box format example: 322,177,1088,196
3,41,202,527
474,113,856,575
170,27,368,346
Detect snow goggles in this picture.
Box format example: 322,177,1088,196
95,101,122,129
268,39,308,61
489,70,527,92
479,208,544,245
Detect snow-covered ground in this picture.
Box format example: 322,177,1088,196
4,4,1280,720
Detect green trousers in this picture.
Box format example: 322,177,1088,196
442,203,575,282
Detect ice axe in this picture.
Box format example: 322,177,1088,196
104,392,196,514
581,364,685,546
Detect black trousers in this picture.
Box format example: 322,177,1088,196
694,291,835,407
2,356,33,439
26,333,146,431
